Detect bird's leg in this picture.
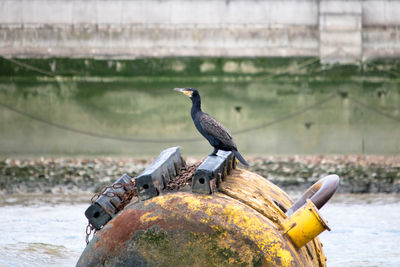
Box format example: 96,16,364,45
209,148,218,156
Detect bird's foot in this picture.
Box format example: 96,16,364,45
209,149,218,157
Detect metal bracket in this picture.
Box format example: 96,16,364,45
192,150,235,194
135,147,184,201
85,173,133,230
84,147,234,229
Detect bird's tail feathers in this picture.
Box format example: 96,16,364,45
232,150,249,167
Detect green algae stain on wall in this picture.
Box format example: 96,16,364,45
0,57,399,156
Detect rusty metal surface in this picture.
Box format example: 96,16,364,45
78,193,298,266
166,162,200,191
85,174,136,231
84,176,138,244
78,169,327,267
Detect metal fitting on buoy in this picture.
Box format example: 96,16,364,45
282,199,330,249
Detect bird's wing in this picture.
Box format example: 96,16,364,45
198,113,237,148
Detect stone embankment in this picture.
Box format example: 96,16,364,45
0,155,399,195
0,158,150,194
251,155,400,194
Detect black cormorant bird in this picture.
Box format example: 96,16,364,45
175,87,249,167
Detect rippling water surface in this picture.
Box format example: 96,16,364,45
0,194,399,266
0,195,89,267
319,194,400,266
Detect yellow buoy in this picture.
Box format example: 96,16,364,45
78,168,332,266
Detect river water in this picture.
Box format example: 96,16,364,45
318,194,400,266
0,194,399,267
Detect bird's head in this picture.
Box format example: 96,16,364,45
174,88,199,98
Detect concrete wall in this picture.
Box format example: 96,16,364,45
363,0,400,61
0,0,399,63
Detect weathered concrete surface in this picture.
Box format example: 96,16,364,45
0,0,318,24
0,24,319,58
319,0,362,63
362,0,400,61
0,0,399,62
0,0,319,58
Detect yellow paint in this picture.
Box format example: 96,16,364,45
219,169,292,227
147,193,296,266
134,168,327,266
282,199,330,249
140,211,161,225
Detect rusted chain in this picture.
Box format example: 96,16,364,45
85,164,203,245
85,223,96,245
86,179,138,245
115,181,137,213
167,162,201,190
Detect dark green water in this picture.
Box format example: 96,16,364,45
0,57,399,157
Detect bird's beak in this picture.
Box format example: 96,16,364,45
174,88,192,97
174,88,186,93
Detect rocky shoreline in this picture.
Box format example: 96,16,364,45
1,155,399,195
251,155,400,194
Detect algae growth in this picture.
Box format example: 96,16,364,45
0,57,399,157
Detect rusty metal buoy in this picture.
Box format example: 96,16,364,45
78,148,336,266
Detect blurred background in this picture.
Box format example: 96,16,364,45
0,1,399,266
1,0,400,157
